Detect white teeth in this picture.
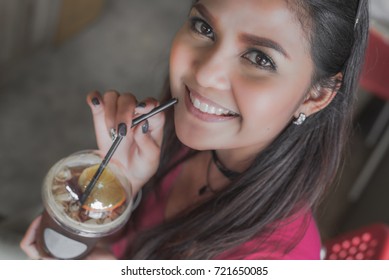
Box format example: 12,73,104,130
194,98,201,109
200,103,209,113
190,92,236,116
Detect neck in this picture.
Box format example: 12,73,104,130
214,147,258,173
197,148,259,195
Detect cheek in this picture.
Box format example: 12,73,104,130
236,80,303,132
169,33,192,83
169,43,182,74
247,99,292,135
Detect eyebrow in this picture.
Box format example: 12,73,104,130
240,34,290,59
192,3,216,26
192,3,289,60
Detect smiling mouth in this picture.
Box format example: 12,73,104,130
188,90,239,117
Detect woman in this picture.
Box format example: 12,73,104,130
21,0,369,259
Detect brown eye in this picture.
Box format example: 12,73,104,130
243,50,276,71
190,17,215,40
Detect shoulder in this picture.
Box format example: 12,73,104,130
218,210,322,260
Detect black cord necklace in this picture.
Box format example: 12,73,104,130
198,150,241,196
211,150,241,179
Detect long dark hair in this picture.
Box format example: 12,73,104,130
126,0,369,259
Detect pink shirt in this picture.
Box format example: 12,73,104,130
112,163,322,259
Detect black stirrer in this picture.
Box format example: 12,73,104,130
79,98,178,205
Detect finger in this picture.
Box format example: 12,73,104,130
133,124,161,166
130,125,161,192
86,91,112,150
112,94,138,161
115,93,137,129
103,90,120,134
20,215,43,260
146,108,166,148
133,97,159,115
84,247,117,260
133,98,165,147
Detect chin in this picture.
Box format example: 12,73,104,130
174,122,209,151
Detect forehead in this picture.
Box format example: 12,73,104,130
196,0,310,54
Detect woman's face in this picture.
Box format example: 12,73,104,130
169,0,314,158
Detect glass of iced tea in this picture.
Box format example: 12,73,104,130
36,150,133,259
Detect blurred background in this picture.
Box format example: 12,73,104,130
0,0,388,259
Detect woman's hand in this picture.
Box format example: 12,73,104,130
86,91,165,194
20,215,53,260
83,245,117,260
20,216,116,260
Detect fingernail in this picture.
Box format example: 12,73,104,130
136,102,146,108
142,120,149,134
118,123,127,136
92,97,100,106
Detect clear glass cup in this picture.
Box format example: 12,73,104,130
36,150,133,259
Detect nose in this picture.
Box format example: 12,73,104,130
193,48,231,91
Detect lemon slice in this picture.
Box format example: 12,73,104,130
78,164,126,212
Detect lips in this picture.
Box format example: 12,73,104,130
186,87,239,119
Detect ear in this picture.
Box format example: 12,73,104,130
294,72,343,118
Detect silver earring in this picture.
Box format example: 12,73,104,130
293,113,306,125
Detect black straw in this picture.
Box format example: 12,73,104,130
130,98,178,127
79,98,178,205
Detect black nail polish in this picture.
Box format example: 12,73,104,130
142,120,149,134
92,97,100,106
118,123,127,136
136,102,146,108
